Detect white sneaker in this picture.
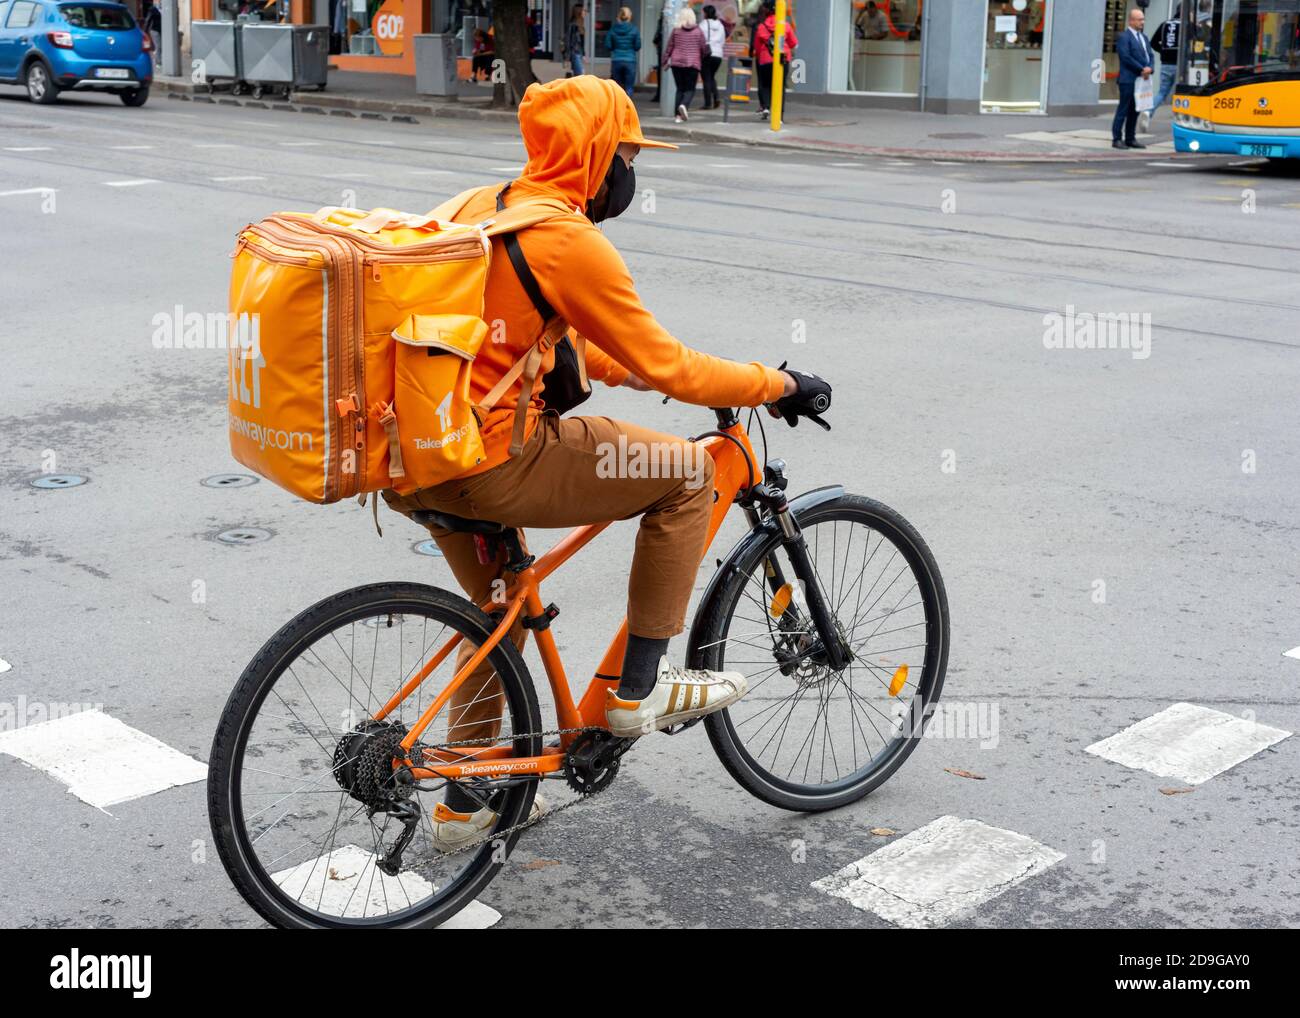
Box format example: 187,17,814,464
430,792,547,853
677,103,689,121
605,657,748,738
674,115,683,123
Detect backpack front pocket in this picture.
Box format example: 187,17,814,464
389,313,489,494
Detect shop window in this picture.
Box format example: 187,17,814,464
846,0,922,95
981,0,1049,111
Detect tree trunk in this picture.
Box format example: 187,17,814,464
491,0,537,108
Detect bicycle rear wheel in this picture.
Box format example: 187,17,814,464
695,494,949,812
208,582,541,928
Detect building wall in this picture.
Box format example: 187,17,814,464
918,0,982,114
1044,0,1106,115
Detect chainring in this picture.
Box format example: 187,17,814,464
562,730,632,795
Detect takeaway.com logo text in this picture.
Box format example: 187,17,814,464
50,949,151,998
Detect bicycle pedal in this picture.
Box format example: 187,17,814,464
661,717,704,737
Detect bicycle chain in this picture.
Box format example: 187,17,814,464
401,725,636,860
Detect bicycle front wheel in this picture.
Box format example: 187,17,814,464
695,494,949,812
208,582,542,928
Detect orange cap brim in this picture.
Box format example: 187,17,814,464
622,132,680,151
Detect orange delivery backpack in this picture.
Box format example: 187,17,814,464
226,192,580,504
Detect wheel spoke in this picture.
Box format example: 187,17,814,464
711,506,942,797
219,590,541,927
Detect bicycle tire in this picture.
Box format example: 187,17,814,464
208,581,541,929
696,494,949,812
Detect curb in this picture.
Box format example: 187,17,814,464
157,78,1171,164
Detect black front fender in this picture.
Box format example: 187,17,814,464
686,485,845,668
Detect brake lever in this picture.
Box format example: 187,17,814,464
806,412,831,432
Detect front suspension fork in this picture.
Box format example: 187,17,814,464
744,482,852,673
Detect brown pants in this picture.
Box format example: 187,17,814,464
383,413,715,740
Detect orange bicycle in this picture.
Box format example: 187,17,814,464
208,407,949,928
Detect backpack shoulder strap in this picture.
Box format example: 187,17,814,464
476,183,588,455
425,186,484,223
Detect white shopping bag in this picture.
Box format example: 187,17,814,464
1134,75,1155,112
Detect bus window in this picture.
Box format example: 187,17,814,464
1210,0,1300,84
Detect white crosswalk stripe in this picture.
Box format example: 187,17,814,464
813,815,1066,928
271,845,501,927
1085,702,1291,785
0,710,207,810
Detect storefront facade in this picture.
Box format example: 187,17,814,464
790,0,1160,115
184,0,1176,115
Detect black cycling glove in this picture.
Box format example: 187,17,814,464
767,363,832,430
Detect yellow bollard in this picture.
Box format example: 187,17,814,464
770,0,787,131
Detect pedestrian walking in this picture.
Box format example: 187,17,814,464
566,3,586,78
699,5,728,110
142,0,162,66
606,7,641,98
1112,7,1154,148
471,28,495,81
1148,5,1181,128
663,6,706,122
651,14,663,101
754,0,797,119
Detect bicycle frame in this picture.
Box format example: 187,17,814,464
373,415,763,784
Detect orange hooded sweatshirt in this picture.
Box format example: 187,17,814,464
447,75,786,475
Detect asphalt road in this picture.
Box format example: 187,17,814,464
2,86,1299,930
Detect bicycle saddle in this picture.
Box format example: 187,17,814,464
410,510,505,536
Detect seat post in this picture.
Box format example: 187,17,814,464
502,530,533,573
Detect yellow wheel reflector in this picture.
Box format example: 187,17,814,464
770,583,793,619
888,664,909,697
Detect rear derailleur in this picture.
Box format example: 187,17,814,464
332,719,421,876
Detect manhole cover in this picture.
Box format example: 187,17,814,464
928,132,985,140
30,474,88,489
216,527,273,545
201,473,259,489
412,540,443,557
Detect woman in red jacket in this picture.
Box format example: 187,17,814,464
662,6,707,122
754,0,798,118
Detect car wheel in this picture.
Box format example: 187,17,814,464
26,62,58,105
120,85,150,107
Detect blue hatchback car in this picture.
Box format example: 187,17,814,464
0,0,152,105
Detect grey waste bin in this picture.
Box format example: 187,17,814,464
414,34,458,96
191,20,241,90
241,23,329,98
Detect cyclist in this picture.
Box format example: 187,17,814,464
380,75,830,845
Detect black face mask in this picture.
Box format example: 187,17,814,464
586,156,636,223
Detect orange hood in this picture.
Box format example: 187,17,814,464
514,75,676,210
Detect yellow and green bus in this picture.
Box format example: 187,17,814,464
1172,0,1300,159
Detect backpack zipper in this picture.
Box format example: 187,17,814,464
246,220,359,502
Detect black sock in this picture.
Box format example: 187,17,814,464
618,635,669,699
444,782,495,814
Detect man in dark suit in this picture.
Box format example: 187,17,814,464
1113,7,1155,149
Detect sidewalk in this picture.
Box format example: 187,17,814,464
156,68,1177,163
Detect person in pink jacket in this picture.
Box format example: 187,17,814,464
753,0,798,117
662,6,707,122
